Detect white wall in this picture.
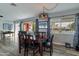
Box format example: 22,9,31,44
53,32,75,47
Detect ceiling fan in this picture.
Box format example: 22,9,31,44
10,3,17,7
0,3,16,18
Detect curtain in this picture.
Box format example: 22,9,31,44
73,13,79,48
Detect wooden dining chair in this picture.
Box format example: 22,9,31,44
18,31,26,55
24,34,40,56
43,34,54,56
35,32,47,56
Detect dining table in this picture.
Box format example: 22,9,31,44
2,31,14,40
23,31,47,56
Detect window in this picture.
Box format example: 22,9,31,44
51,15,75,34
3,23,13,31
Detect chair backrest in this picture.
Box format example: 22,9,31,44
25,34,33,45
18,31,26,45
36,32,47,39
18,31,25,39
50,34,54,45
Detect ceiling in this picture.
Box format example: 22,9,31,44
0,3,79,21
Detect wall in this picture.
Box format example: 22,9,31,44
53,32,74,47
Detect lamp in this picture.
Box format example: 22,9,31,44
38,3,58,19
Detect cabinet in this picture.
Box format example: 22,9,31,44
36,18,50,40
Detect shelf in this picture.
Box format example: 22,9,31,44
38,31,47,32
39,28,48,29
38,20,48,22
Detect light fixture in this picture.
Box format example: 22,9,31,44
38,3,58,19
39,13,48,19
43,3,58,11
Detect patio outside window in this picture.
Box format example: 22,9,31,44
51,15,75,34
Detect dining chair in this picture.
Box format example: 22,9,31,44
18,31,26,55
24,34,40,56
35,32,47,56
43,34,54,56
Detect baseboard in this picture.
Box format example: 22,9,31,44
53,42,74,49
53,42,65,46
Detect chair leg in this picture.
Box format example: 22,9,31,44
44,47,45,51
24,45,28,56
50,46,53,56
39,46,40,54
19,44,21,53
24,48,29,56
40,46,43,56
26,48,29,56
52,45,53,54
19,48,21,53
24,47,26,56
39,46,43,56
33,49,35,56
50,50,52,56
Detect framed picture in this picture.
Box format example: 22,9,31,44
3,23,13,30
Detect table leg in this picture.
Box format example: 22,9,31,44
39,41,43,56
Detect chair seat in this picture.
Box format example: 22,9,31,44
28,45,38,49
43,41,51,47
26,43,39,49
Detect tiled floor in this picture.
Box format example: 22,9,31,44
0,39,79,56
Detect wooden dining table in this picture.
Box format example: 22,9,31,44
2,31,14,40
38,39,44,56
21,31,47,56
